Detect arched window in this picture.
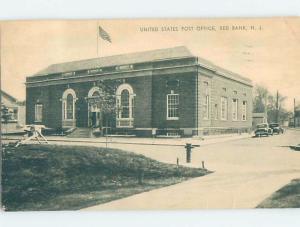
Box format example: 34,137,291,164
62,88,77,122
116,84,135,128
87,87,101,127
88,86,101,98
121,89,130,118
66,94,74,119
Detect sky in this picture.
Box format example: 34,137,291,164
1,18,300,110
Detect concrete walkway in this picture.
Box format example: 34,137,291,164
82,130,300,210
3,132,251,147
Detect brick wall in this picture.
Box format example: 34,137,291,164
26,77,153,130
126,76,152,128
152,73,197,130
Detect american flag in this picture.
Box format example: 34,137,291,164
99,26,112,43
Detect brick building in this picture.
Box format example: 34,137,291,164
25,46,253,137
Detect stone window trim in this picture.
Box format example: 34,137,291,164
61,88,78,121
116,83,135,128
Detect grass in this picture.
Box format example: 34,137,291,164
2,144,209,211
257,179,300,208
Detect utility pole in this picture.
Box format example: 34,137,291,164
276,90,279,123
294,98,296,128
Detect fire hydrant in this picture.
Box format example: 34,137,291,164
185,143,193,163
184,143,200,163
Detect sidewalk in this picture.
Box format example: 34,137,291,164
2,132,252,147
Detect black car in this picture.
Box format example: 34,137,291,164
269,123,284,134
254,123,273,137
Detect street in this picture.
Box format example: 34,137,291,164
81,129,300,210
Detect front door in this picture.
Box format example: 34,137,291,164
90,111,101,127
89,103,101,128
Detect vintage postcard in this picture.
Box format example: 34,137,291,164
1,18,300,211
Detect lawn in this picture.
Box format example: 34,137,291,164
257,179,300,208
2,144,209,211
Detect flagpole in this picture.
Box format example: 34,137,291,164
97,20,99,57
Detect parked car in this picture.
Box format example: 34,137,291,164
254,123,273,137
269,123,284,134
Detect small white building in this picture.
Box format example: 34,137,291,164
252,112,267,128
1,90,26,133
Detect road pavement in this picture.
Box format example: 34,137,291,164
81,129,300,210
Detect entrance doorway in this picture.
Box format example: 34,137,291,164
87,87,102,128
88,103,101,128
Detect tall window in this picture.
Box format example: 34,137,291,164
66,94,74,120
232,98,238,121
167,92,179,120
242,101,247,121
35,104,43,122
214,104,218,120
62,88,77,121
116,84,134,127
203,94,209,119
120,90,130,118
221,97,228,120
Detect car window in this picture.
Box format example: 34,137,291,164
257,124,267,128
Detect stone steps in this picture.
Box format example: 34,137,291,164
67,128,94,138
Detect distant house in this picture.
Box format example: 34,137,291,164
25,46,253,137
294,110,300,127
252,112,267,128
1,90,26,133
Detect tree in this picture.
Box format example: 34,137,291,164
1,103,12,134
266,92,288,123
253,85,269,113
253,85,290,124
88,80,123,140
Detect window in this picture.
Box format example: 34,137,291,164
167,92,179,120
116,84,135,127
121,90,130,118
12,108,18,120
242,101,247,121
62,88,77,121
203,82,209,119
233,90,237,95
203,94,209,119
221,97,228,120
35,104,43,122
7,108,18,121
214,104,218,120
232,98,238,121
66,94,74,119
222,87,227,92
